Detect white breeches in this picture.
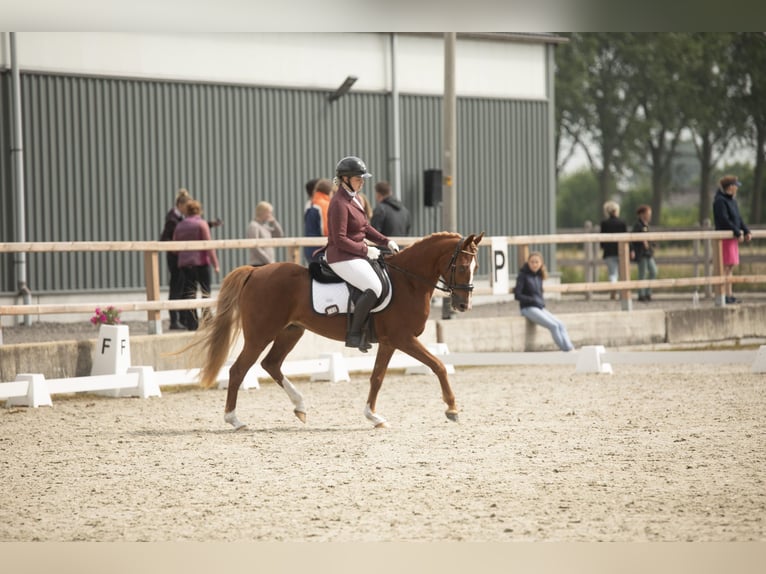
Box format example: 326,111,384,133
328,258,383,297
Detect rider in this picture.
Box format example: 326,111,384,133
326,156,400,350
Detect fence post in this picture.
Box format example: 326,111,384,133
584,221,594,301
618,240,632,312
144,251,162,334
703,219,712,299
516,244,529,270
712,238,726,307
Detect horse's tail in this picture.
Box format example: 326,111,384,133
183,266,253,389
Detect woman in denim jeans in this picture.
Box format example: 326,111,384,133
513,252,575,352
630,205,658,303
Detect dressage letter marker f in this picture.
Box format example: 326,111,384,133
101,337,112,354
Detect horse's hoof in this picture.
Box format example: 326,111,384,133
224,410,247,431
445,410,459,422
294,410,307,423
374,421,389,429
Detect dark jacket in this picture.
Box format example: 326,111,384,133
160,207,183,242
326,188,388,263
713,188,750,238
371,197,411,236
631,219,654,259
600,215,628,258
513,263,546,309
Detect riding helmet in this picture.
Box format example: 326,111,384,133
335,156,372,179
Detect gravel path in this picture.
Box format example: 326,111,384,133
1,362,764,541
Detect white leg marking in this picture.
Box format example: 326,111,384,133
281,377,306,414
224,410,247,431
364,402,387,426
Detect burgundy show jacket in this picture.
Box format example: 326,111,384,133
325,188,388,263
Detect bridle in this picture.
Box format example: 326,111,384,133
385,236,476,295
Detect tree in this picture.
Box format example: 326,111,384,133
685,33,743,224
555,34,643,209
621,33,696,225
556,169,600,228
732,32,766,223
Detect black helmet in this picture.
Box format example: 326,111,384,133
336,156,372,179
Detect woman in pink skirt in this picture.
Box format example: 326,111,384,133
713,175,752,304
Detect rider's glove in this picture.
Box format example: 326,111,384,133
366,246,381,260
387,240,400,254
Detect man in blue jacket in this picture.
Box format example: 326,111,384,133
713,175,752,304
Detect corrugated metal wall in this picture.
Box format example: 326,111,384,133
1,72,17,291
0,71,554,294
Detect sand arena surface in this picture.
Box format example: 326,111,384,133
1,363,764,542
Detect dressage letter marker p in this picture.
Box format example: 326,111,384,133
491,237,509,295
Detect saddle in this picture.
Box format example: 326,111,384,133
308,258,392,347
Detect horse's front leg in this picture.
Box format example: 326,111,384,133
365,343,395,428
396,336,458,422
261,325,308,423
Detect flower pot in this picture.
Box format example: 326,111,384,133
91,324,131,376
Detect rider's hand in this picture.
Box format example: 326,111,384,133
387,240,400,253
366,246,381,260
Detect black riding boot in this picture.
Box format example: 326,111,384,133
346,289,377,352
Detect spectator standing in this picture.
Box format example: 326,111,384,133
173,199,220,331
371,180,411,237
160,189,191,329
247,201,284,266
630,205,658,303
513,251,574,352
304,178,332,263
713,174,752,304
599,200,627,300
160,189,223,330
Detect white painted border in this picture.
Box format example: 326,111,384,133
2,32,548,100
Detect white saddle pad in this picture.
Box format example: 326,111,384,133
311,281,392,315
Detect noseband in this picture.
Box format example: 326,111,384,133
386,236,476,295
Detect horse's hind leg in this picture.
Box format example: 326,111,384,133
261,324,308,423
224,338,270,431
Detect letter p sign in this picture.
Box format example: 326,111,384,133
491,237,509,295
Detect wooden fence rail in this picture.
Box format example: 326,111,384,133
1,230,765,342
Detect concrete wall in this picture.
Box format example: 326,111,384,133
1,306,763,381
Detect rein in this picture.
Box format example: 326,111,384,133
385,236,475,294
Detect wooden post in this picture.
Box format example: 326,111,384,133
712,238,726,307
702,219,712,299
618,240,632,311
144,251,162,334
517,244,529,270
290,246,301,264
584,221,593,301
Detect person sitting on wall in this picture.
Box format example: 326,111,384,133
514,251,575,352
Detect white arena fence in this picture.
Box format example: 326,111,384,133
3,345,765,408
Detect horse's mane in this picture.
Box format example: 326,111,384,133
406,231,462,249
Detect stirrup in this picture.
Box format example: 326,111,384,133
345,332,372,352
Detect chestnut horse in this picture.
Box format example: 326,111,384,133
190,231,484,429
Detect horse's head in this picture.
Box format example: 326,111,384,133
446,232,484,312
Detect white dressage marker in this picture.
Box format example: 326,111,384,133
575,345,613,374
310,352,351,383
752,345,766,373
